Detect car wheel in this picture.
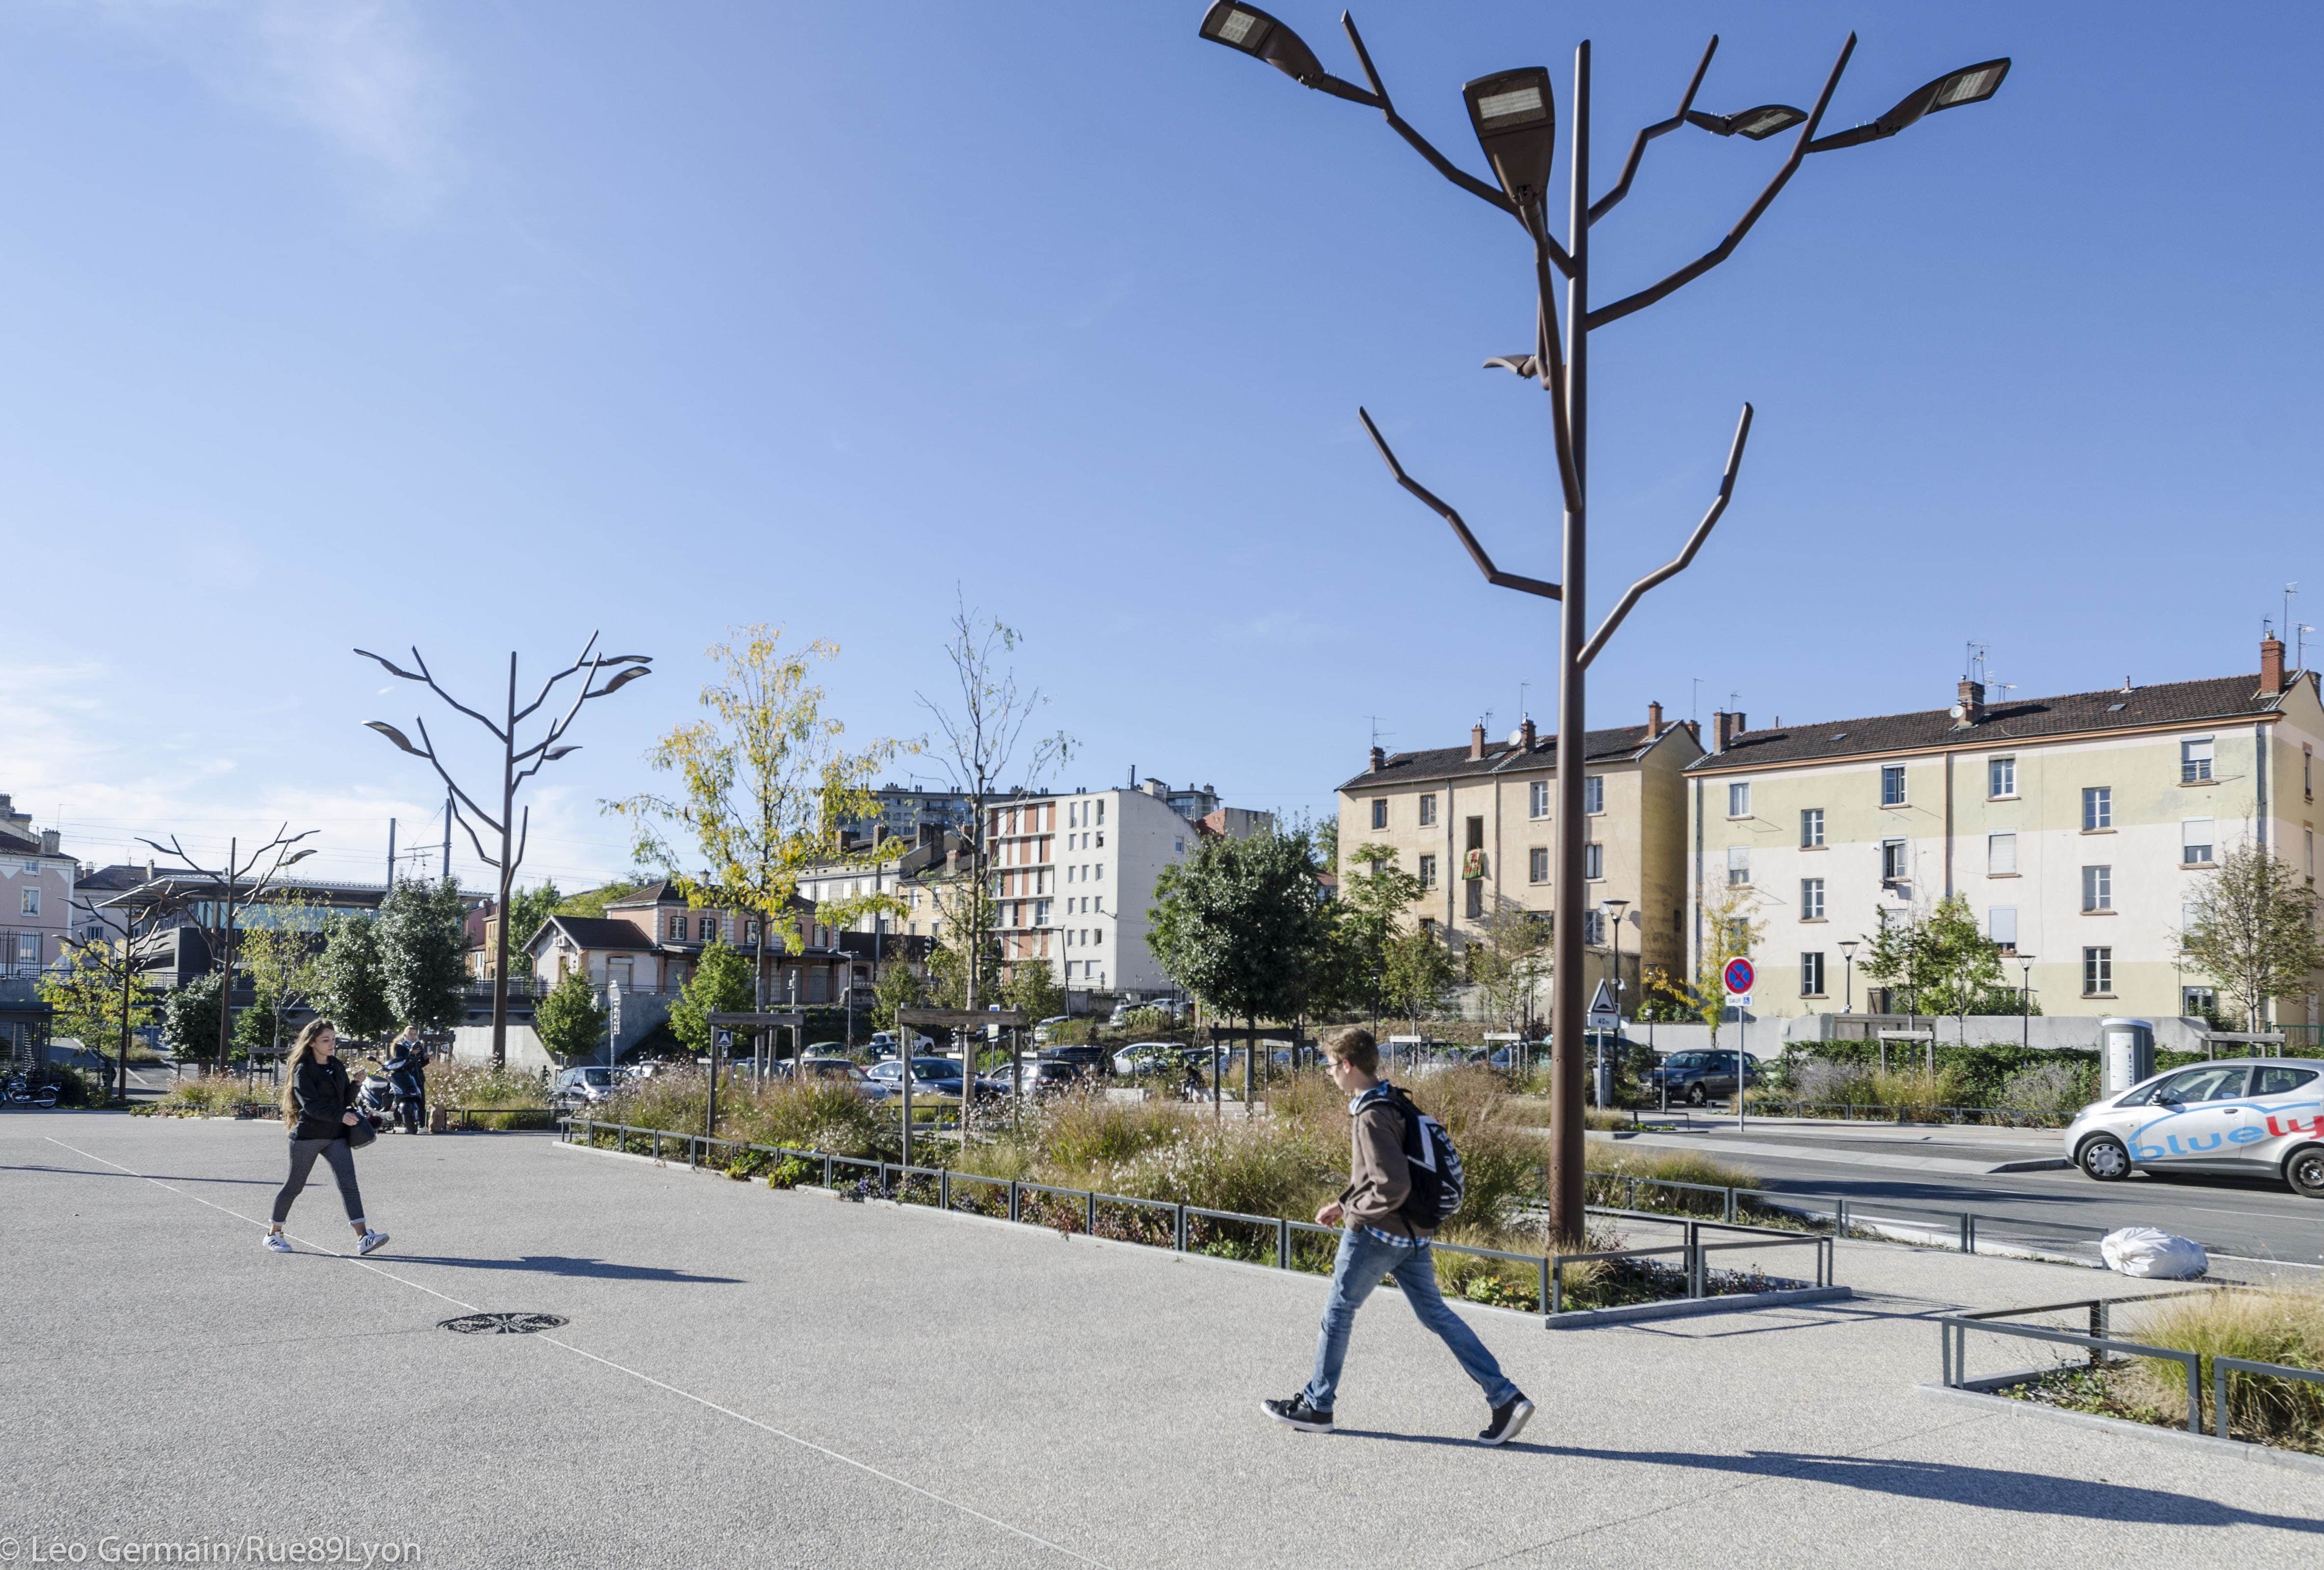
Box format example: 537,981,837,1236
2285,1145,2324,1199
1685,1083,1707,1107
2077,1134,2132,1183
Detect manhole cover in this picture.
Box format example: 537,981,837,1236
439,1312,568,1335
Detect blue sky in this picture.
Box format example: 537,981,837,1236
3,1,2319,893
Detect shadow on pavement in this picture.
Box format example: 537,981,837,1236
1536,1445,2324,1529
384,1254,745,1285
0,1164,281,1186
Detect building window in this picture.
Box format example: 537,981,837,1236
1419,855,1437,890
1881,839,1908,882
1418,794,1438,827
1880,764,1906,807
19,887,37,917
2181,738,2214,783
2182,818,2215,865
1988,756,2015,798
1465,880,1484,919
1419,918,1436,941
2082,864,2112,912
1035,899,1052,926
1800,809,1824,848
2183,985,2216,1019
668,916,684,940
1988,832,2016,875
1726,846,1749,886
2083,786,2111,831
1583,776,1604,815
1583,909,1606,946
1528,847,1548,884
1800,878,1824,920
1529,781,1549,819
16,933,38,968
1370,798,1388,830
1585,843,1604,880
2083,946,2113,995
1800,951,1826,997
1728,782,1751,818
2308,827,2316,878
2306,747,2315,799
1989,905,2017,953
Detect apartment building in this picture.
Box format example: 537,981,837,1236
1334,705,1703,1001
0,794,75,979
1685,635,2324,1027
985,777,1271,994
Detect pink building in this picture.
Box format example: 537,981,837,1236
0,794,75,980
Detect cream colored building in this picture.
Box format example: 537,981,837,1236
1334,703,1704,1004
1685,637,2324,1028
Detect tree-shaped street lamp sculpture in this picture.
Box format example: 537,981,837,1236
357,635,652,1068
1198,3,2008,1243
136,827,318,1073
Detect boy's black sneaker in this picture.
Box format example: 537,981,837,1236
1260,1395,1334,1434
1478,1394,1535,1446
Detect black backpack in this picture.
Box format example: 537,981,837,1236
1360,1084,1465,1230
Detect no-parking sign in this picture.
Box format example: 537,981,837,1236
1722,956,1755,1004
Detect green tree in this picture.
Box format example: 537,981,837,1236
556,880,645,920
1380,924,1458,1035
1326,844,1424,1024
872,959,926,1031
1004,960,1065,1024
2181,842,2324,1031
1910,895,2009,1038
534,965,610,1062
39,939,160,1097
378,877,470,1032
311,912,397,1044
668,938,756,1056
233,901,325,1057
160,970,224,1062
501,881,565,975
1469,899,1550,1037
1149,827,1331,1097
609,625,907,1014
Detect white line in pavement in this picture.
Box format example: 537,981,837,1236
46,1135,1116,1570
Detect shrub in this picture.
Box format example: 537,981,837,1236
428,1064,548,1111
1996,1062,2096,1115
157,1073,273,1118
2121,1289,2324,1451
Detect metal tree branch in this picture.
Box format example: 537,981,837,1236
358,646,507,742
1588,35,1720,224
1359,408,1561,601
1585,33,1856,330
1578,403,1754,668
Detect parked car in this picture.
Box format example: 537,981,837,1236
868,1030,934,1056
2065,1058,2324,1196
1031,1016,1071,1047
865,1056,996,1102
987,1060,1080,1099
1112,1042,1188,1077
549,1066,621,1111
1647,1050,1760,1105
1037,1045,1110,1078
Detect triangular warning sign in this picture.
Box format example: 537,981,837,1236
1587,979,1619,1018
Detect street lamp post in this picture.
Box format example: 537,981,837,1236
358,634,652,1068
1198,3,2009,1242
2017,952,2036,1050
1838,938,1860,1016
1601,896,1628,1108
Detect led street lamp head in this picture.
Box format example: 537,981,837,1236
1196,2,1325,85
1462,67,1555,217
1808,56,2011,152
1686,103,1808,140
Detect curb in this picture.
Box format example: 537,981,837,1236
552,1138,1841,1329
1914,1382,2324,1476
1586,1128,2068,1177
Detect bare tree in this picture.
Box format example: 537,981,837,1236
915,596,1070,1112
357,633,652,1067
2181,842,2323,1032
138,827,318,1072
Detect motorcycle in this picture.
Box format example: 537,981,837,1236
3,1075,61,1108
353,1071,397,1132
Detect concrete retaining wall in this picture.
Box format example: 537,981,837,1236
1624,1013,2213,1060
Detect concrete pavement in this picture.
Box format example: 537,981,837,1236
8,1113,2323,1569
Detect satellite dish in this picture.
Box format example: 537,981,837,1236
1948,705,1965,719
1508,728,1526,747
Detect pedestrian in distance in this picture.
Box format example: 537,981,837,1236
1263,1026,1533,1444
386,1026,428,1135
264,1018,390,1256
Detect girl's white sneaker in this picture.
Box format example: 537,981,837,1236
262,1233,292,1254
357,1231,390,1256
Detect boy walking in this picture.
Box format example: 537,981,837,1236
1263,1027,1534,1444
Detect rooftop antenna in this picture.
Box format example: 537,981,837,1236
1691,677,1703,726
2298,625,2316,673
2286,582,2299,644
1965,641,1988,689
1366,715,1393,752
1519,680,1530,722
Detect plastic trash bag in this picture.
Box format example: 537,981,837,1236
2099,1226,2209,1280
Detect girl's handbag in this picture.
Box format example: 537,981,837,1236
344,1113,378,1150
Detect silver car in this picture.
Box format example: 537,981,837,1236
2065,1057,2324,1196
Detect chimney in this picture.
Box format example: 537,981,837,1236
41,829,60,855
1645,700,1663,740
2262,633,2287,698
1954,677,1986,728
1368,745,1386,773
1469,722,1487,761
1519,717,1537,751
1712,710,1746,753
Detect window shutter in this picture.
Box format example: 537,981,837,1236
1988,833,2016,875
2181,817,2213,848
1988,906,2017,944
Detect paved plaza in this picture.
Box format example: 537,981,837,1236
7,1114,2322,1569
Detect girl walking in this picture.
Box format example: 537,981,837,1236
265,1019,390,1256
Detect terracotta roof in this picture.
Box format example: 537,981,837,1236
1337,724,1678,793
1685,671,2306,773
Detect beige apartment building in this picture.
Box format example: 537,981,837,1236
1334,703,1703,1004
1685,635,2324,1029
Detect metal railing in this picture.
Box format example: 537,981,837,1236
1937,1291,2324,1443
1673,1097,2076,1129
565,1118,1833,1320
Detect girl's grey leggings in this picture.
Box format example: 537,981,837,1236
274,1136,365,1226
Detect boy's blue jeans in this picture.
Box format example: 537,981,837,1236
1301,1227,1519,1413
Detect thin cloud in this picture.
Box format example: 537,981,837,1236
68,0,457,215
